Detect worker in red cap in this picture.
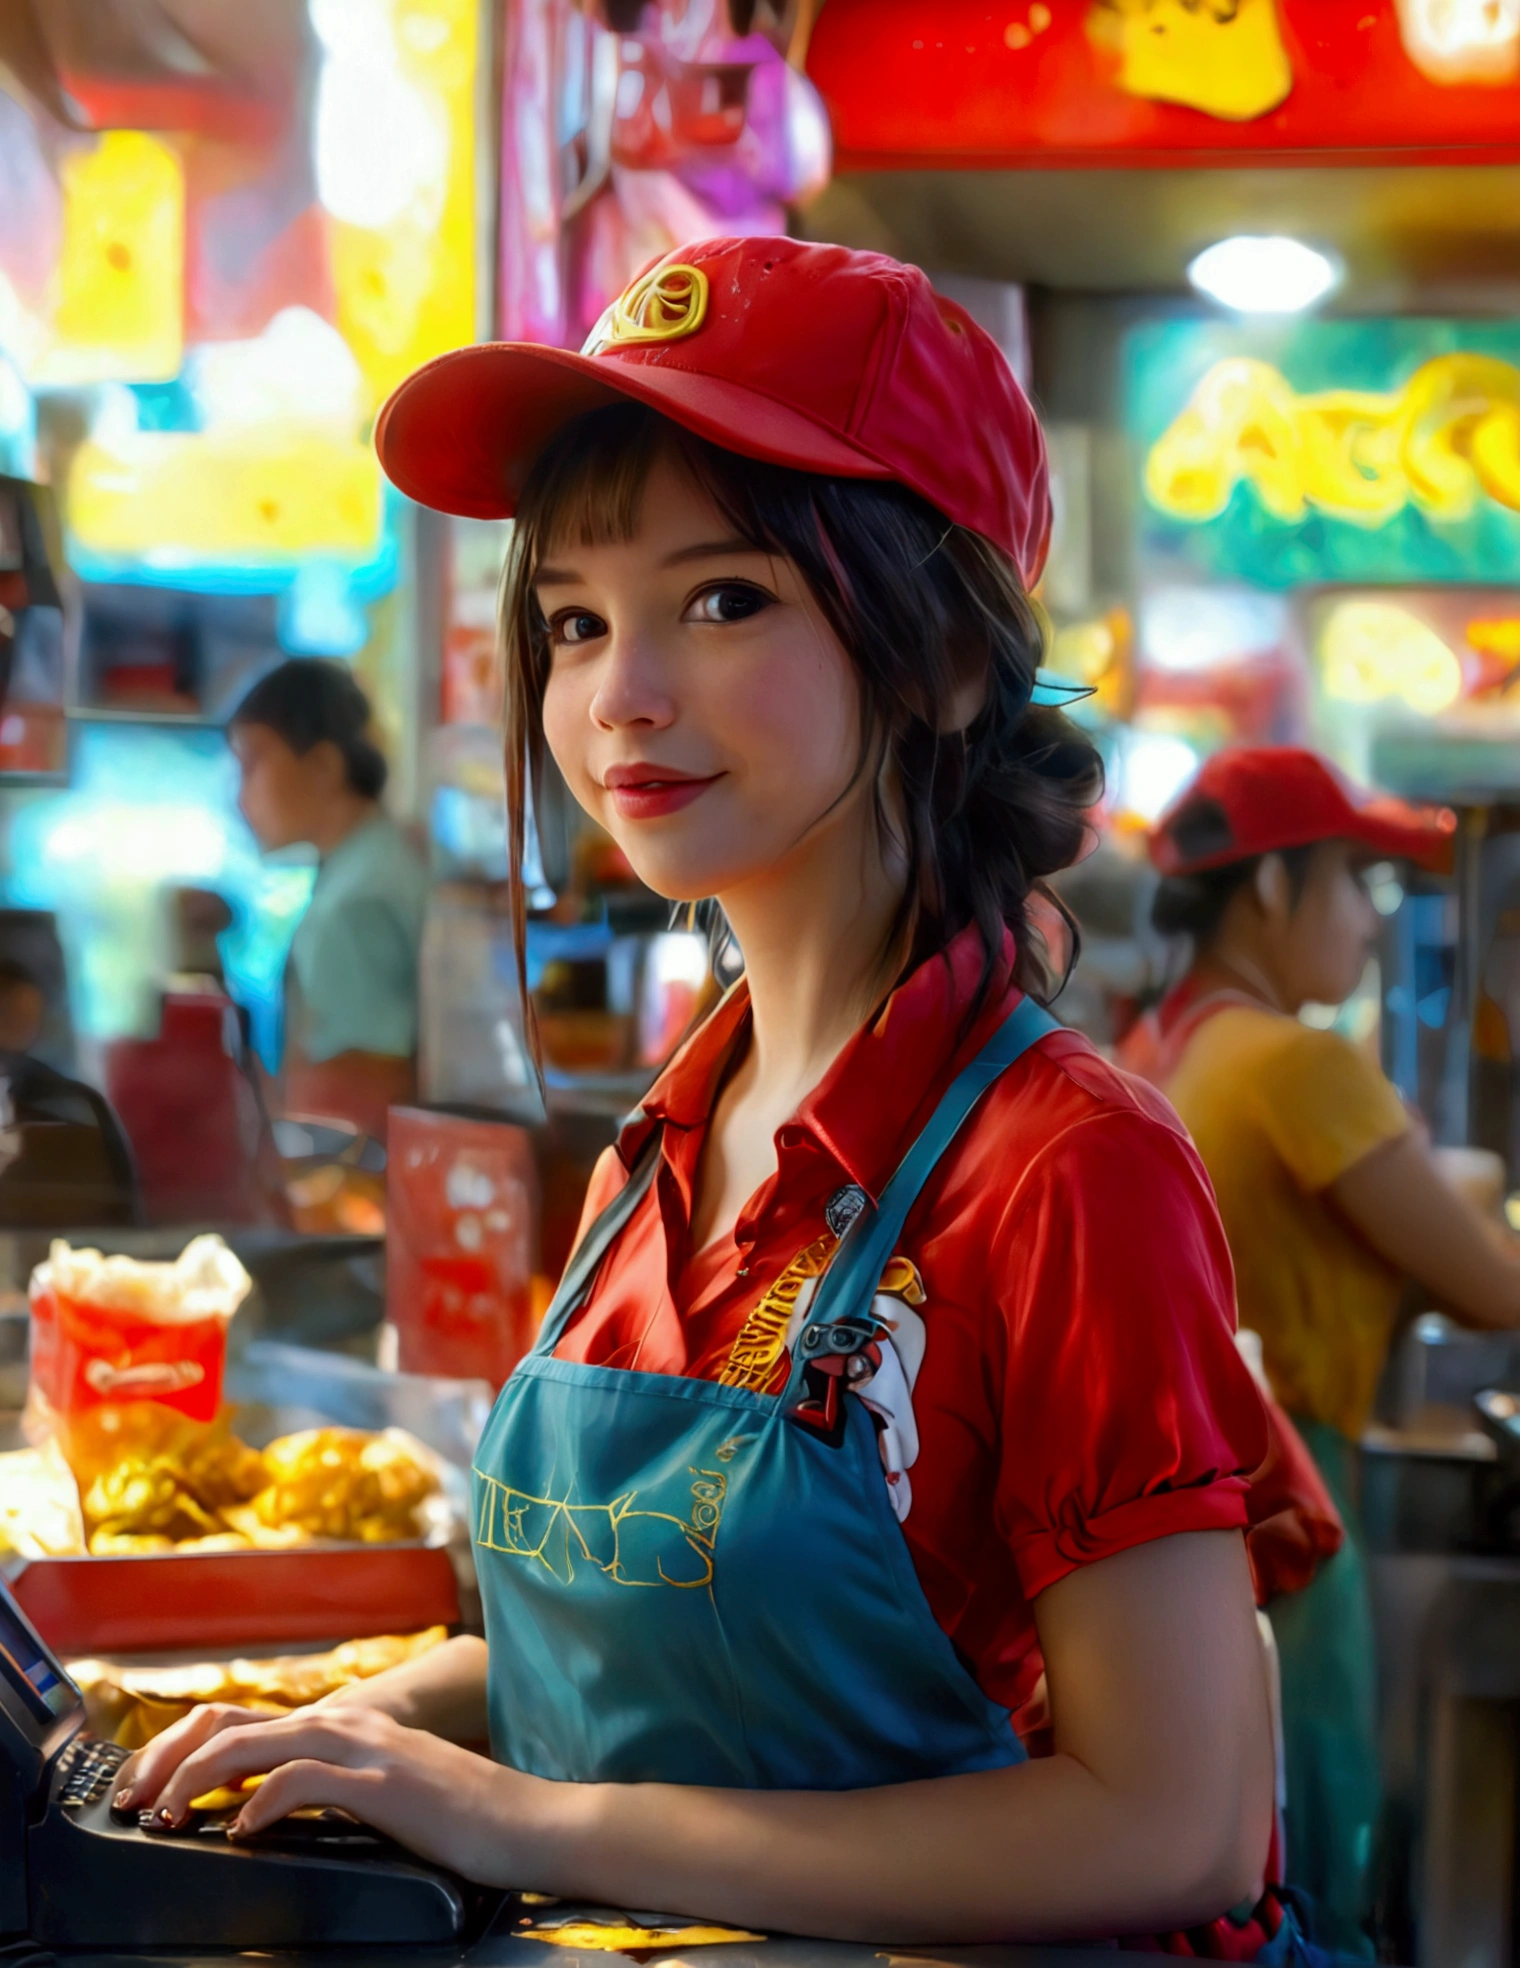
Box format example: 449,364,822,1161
1150,745,1520,1950
122,240,1303,1952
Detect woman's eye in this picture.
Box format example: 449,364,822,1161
684,583,772,626
548,609,608,647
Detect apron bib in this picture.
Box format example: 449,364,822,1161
472,995,1058,1790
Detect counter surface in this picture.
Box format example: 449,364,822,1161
54,1896,1126,1968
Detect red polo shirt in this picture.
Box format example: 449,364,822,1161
556,924,1266,1729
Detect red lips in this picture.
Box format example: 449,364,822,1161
602,763,722,821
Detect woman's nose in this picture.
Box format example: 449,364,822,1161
589,631,677,731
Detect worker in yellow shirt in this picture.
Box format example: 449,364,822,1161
1148,747,1520,1955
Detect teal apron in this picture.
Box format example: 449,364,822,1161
470,995,1056,1788
468,993,1351,1965
1266,1420,1378,1961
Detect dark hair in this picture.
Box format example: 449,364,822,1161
500,402,1103,1058
0,958,40,996
231,658,388,800
1152,797,1316,943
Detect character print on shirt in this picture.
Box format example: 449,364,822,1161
718,1229,929,1524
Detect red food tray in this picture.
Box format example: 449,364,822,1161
8,1542,460,1656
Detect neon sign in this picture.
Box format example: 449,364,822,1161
1146,353,1520,529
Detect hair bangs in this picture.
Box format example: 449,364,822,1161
525,403,735,561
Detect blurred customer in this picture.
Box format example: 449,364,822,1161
1148,747,1520,1952
230,660,426,1141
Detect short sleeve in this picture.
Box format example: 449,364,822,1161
1253,1026,1410,1193
993,1109,1269,1603
292,896,418,1061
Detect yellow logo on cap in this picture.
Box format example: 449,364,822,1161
583,264,709,356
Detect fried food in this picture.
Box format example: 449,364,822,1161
70,1420,437,1551
13,1404,440,1558
83,1456,223,1544
88,1531,176,1556
179,1430,268,1511
215,1508,309,1550
248,1429,438,1544
68,1628,448,1748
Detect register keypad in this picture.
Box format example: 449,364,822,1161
57,1737,129,1808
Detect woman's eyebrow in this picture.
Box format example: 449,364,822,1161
661,537,764,568
534,538,763,588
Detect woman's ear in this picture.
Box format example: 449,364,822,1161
1253,852,1291,924
309,738,350,797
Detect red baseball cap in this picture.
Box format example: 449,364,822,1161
374,236,1052,587
1150,747,1456,876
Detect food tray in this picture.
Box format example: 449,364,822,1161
10,1540,459,1655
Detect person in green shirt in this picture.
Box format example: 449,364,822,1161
230,659,427,1142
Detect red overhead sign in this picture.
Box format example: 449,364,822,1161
807,0,1520,169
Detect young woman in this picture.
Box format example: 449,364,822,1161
117,239,1278,1947
1147,746,1520,1949
229,659,427,1140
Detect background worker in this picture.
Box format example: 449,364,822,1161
1149,746,1520,1953
229,659,427,1143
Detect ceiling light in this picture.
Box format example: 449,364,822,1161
1187,236,1339,315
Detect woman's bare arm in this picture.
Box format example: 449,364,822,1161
125,1537,1270,1942
515,1530,1273,1942
1331,1133,1520,1330
323,1633,490,1742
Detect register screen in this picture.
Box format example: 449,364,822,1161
0,1587,75,1722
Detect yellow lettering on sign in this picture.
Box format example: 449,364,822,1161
1146,353,1520,529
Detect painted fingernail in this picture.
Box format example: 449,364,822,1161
227,1813,249,1841
156,1807,178,1826
113,1787,133,1809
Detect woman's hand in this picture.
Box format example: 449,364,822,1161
113,1635,492,1820
117,1703,544,1887
113,1703,282,1819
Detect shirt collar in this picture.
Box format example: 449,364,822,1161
618,924,1022,1199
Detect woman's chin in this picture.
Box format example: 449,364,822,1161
623,869,724,907
613,848,750,907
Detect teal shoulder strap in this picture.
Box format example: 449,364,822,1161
535,1134,662,1353
788,994,1060,1387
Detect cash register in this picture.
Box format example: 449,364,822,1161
0,1575,487,1948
